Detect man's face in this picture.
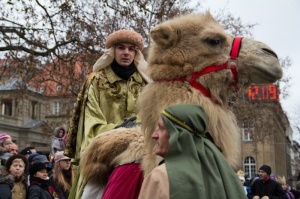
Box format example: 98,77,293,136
114,43,136,68
258,170,269,180
152,116,170,158
10,143,19,154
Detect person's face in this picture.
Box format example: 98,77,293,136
34,169,48,180
10,143,19,154
58,130,64,138
9,160,25,178
281,183,288,191
152,116,170,158
258,170,269,180
59,159,71,170
114,43,136,68
3,138,13,151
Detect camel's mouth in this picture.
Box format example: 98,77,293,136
250,64,283,84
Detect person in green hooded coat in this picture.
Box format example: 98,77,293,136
138,104,247,199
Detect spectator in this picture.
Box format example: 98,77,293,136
237,170,251,199
5,154,28,199
0,133,13,153
138,104,246,198
20,147,32,159
250,165,287,199
10,143,19,155
65,29,150,199
51,126,66,155
50,151,74,199
28,162,55,199
291,181,300,199
277,176,295,199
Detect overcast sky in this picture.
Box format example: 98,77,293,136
191,0,300,140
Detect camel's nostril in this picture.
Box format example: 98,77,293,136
262,48,278,59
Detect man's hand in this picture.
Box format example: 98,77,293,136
261,196,269,199
115,116,140,128
253,196,260,199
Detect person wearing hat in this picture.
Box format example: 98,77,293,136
250,165,287,199
5,154,28,199
0,133,13,153
20,147,32,159
28,162,55,199
138,104,247,199
64,29,150,199
49,151,73,199
237,170,251,199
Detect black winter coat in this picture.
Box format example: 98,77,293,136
0,174,14,199
250,178,287,199
27,176,54,199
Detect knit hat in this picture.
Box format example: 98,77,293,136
29,162,47,176
28,153,40,164
32,155,49,164
54,151,71,163
259,165,271,175
0,133,11,147
105,29,144,51
5,154,28,173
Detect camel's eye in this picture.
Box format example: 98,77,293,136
207,39,220,46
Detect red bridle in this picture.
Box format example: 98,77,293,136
157,37,243,100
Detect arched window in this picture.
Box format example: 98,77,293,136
244,156,256,179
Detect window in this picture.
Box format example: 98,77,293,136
31,101,38,119
53,101,60,115
242,122,254,141
1,99,13,116
244,156,256,179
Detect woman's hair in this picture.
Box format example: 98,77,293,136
52,161,74,192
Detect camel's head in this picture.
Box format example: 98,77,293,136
148,12,282,98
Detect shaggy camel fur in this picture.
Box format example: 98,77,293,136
80,12,282,186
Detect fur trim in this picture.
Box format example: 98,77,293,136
105,29,144,51
80,127,144,185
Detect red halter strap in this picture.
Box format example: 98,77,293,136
157,37,243,100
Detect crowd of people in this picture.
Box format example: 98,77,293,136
0,132,73,199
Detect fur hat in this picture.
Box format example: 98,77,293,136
259,165,271,176
5,154,28,173
54,151,71,163
236,170,245,182
0,133,11,147
29,162,47,176
105,29,144,51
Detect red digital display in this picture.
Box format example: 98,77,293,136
247,84,279,101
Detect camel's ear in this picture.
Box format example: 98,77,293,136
150,25,176,48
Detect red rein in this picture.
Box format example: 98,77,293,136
157,37,243,101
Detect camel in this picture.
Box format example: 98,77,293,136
79,12,282,193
